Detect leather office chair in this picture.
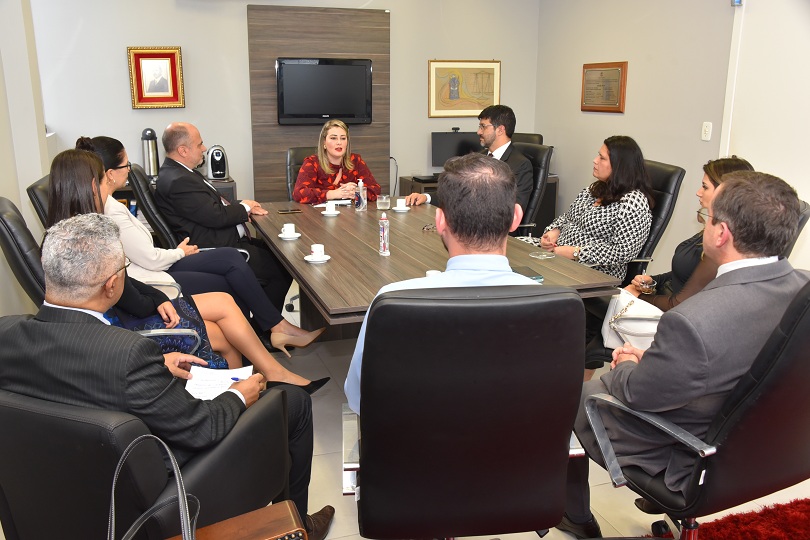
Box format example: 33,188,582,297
286,146,317,202
357,285,585,538
0,197,46,305
129,163,180,249
512,142,554,237
511,132,543,145
25,174,49,227
0,387,290,540
585,280,810,540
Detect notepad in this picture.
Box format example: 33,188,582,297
185,365,253,400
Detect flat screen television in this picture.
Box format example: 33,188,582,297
431,132,481,167
276,58,372,125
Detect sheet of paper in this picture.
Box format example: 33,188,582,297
314,199,353,207
185,365,253,400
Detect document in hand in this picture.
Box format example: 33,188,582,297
185,365,253,400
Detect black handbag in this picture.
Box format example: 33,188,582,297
107,434,199,540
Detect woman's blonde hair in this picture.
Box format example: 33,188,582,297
317,119,354,172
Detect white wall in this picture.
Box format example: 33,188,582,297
30,0,541,199
722,0,810,269
535,0,736,275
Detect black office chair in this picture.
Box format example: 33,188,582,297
585,280,810,540
25,174,49,227
512,132,543,145
129,163,180,249
357,285,584,538
0,197,46,305
0,387,290,540
284,147,315,312
286,146,317,202
512,142,554,237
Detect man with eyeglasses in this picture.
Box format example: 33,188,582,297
558,172,810,538
405,105,533,215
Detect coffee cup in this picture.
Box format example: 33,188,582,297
425,270,442,277
311,244,325,258
396,198,407,209
281,223,296,236
325,201,337,213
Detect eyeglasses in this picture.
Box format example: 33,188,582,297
697,208,713,222
477,123,495,130
110,161,132,172
104,257,131,283
422,223,437,232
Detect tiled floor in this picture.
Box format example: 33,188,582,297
3,284,805,540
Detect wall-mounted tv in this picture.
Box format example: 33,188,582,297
276,58,372,125
431,132,481,167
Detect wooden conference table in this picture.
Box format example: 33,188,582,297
252,201,619,339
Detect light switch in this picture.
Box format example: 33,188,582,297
701,122,712,142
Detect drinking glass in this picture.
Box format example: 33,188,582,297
377,195,390,210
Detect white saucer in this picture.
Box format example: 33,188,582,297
304,254,331,264
321,210,340,216
391,207,410,213
278,233,301,240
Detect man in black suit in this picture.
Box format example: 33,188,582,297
0,213,334,540
154,122,292,312
405,104,534,214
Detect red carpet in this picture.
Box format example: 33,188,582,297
647,499,810,539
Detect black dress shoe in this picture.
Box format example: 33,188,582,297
555,513,602,539
264,377,330,395
305,505,335,540
634,497,665,514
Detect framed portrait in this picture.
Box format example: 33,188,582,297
581,61,627,113
127,47,185,109
428,60,500,118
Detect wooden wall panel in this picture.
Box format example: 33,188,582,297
247,5,390,202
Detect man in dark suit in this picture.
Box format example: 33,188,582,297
0,213,334,540
154,122,292,312
405,104,534,214
559,172,810,539
146,66,169,93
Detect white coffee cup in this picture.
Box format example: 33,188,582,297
325,201,337,213
425,270,442,277
311,244,325,258
396,198,407,209
281,223,296,236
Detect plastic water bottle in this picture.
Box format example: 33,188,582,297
379,212,390,256
355,179,367,211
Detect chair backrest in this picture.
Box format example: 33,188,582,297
623,159,686,285
358,285,584,539
781,199,810,259
129,163,179,248
512,142,554,236
286,147,317,201
512,132,543,145
678,280,810,518
0,197,45,306
0,389,168,540
26,174,50,227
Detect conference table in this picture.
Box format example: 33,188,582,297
252,201,620,339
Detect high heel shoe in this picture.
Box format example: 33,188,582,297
264,377,330,395
270,328,325,358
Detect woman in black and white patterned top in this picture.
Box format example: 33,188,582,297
540,136,654,280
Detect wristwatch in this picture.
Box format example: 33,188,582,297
572,247,581,261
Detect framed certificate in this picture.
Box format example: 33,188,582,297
581,61,627,113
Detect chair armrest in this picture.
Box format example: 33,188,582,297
155,388,291,532
584,393,716,488
144,281,182,300
198,247,251,263
137,328,201,354
342,404,360,496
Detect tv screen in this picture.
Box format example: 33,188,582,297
431,132,481,167
276,58,372,125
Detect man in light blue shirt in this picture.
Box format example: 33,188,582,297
344,153,538,414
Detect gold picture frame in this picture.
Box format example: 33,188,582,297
581,61,627,113
127,46,185,109
428,60,501,118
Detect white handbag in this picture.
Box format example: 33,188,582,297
601,288,663,350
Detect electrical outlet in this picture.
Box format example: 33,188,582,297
701,122,712,142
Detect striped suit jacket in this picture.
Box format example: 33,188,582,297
0,305,244,460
